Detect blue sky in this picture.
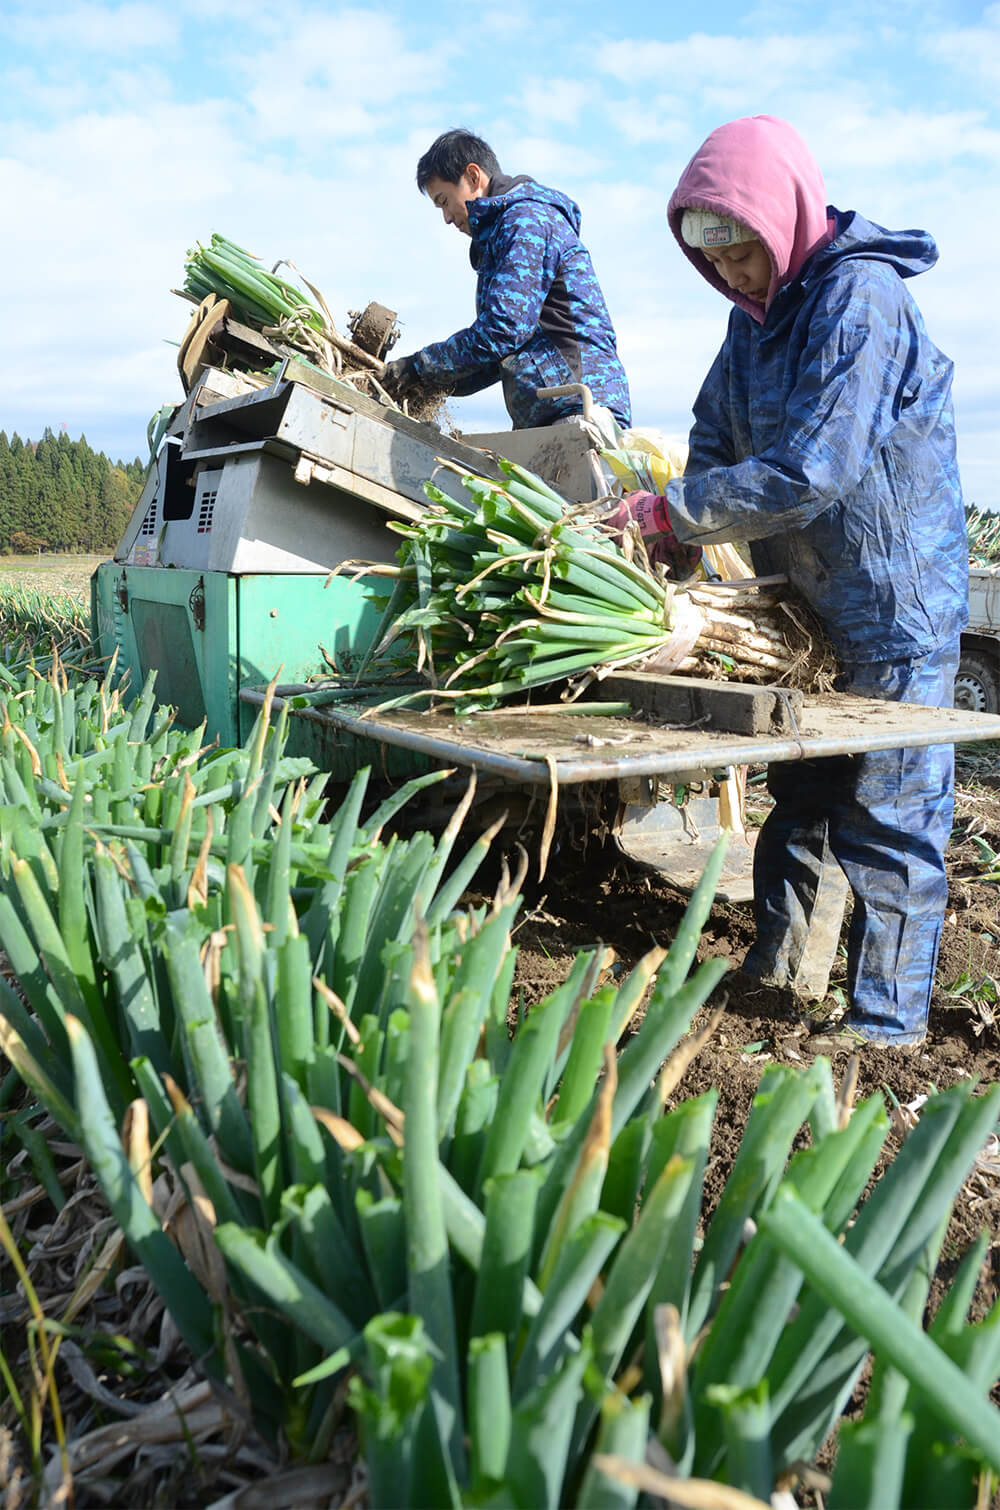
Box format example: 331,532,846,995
2,0,998,505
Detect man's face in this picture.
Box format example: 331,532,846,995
701,239,772,304
425,165,490,236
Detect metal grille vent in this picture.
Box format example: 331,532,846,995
196,488,218,534
138,500,158,536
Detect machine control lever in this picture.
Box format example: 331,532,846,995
534,383,595,423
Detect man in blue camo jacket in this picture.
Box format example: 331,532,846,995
383,129,631,431
613,114,969,1051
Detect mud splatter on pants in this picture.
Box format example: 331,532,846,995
743,642,959,1045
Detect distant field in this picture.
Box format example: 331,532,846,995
0,553,106,600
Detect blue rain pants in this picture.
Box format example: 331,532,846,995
743,642,958,1045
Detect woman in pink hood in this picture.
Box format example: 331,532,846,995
617,115,968,1050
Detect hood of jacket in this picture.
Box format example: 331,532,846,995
468,173,581,268
797,206,939,290
667,115,833,323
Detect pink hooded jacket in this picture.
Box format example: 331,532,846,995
666,115,833,323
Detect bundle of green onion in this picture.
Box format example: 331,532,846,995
966,502,1000,567
371,460,684,712
365,462,835,710
184,234,326,331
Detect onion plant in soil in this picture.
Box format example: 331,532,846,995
0,662,998,1505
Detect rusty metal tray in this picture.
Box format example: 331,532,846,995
244,681,1000,787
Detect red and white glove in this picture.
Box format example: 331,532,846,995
605,490,675,540
606,491,702,580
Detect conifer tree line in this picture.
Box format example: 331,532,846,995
0,428,144,554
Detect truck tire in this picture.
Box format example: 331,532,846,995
954,650,1000,716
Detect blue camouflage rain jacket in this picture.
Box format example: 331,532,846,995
667,209,968,661
411,174,631,430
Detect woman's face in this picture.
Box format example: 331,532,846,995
701,239,772,304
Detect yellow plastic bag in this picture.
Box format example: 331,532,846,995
600,427,689,493
601,427,751,582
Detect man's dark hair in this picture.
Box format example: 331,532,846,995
416,129,501,192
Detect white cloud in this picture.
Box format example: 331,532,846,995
811,106,1000,175
0,65,93,115
232,10,448,142
5,1,177,52
596,30,855,87
613,107,690,149
504,78,589,130
492,134,610,185
477,2,536,43
925,3,1000,87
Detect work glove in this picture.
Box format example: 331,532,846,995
382,355,421,400
606,491,703,580
606,490,674,539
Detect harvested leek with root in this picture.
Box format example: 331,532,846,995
184,234,328,333
182,233,383,385
679,578,836,686
364,461,836,712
